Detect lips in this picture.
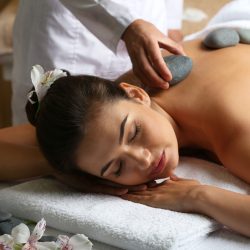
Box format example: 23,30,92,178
150,150,166,177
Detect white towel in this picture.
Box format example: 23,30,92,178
0,157,250,250
185,0,250,41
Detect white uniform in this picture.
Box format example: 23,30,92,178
12,0,183,124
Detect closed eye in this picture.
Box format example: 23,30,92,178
129,123,141,143
114,123,141,178
114,160,123,177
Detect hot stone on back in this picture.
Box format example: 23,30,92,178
237,28,250,44
203,28,240,49
163,55,193,86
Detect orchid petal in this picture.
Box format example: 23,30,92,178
29,218,46,243
36,84,50,103
31,65,44,90
56,235,69,248
68,234,93,250
0,234,14,249
22,242,37,250
30,65,67,102
50,69,67,83
11,223,30,244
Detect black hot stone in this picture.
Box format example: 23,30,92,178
0,217,24,235
163,55,193,86
237,28,250,44
203,28,240,49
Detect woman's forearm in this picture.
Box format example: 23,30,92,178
0,141,54,181
0,124,55,181
195,185,250,237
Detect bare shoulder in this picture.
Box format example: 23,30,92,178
0,123,37,146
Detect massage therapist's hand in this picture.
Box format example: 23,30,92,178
121,175,201,212
122,19,185,89
53,171,147,196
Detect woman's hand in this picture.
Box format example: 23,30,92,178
121,175,201,212
122,19,185,89
53,171,147,196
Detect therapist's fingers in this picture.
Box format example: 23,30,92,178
146,41,173,83
146,37,186,83
122,19,187,89
159,37,186,56
132,47,170,89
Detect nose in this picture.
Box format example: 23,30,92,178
124,146,151,170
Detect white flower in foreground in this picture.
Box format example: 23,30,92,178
56,234,93,250
22,218,47,249
0,218,93,250
0,223,30,249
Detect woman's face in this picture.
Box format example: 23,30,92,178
76,85,179,185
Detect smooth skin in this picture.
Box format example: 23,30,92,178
1,40,250,236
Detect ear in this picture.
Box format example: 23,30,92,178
119,82,151,106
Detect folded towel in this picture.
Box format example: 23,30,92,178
0,157,250,250
185,0,250,41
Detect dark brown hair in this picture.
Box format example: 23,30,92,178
26,75,129,172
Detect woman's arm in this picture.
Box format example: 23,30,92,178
122,177,250,237
195,185,250,237
0,124,55,181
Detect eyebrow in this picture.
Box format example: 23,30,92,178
100,114,129,176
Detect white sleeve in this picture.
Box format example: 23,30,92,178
60,0,137,53
165,0,183,29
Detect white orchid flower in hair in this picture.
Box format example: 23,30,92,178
28,65,67,103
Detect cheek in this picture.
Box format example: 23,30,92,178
144,118,172,144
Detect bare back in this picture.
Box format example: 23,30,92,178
155,41,250,183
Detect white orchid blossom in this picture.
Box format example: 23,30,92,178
22,218,46,249
56,234,93,250
0,223,30,249
28,65,67,103
0,218,92,250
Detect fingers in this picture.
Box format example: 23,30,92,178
132,47,170,89
122,19,186,89
169,174,191,182
169,175,185,181
159,37,186,56
169,174,179,181
146,41,172,82
121,193,152,204
169,174,201,186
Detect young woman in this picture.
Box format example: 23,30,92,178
0,39,250,237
